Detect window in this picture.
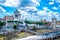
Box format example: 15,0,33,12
15,15,18,18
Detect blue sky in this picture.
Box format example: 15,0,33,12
0,0,60,21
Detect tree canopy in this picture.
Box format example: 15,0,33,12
24,20,48,25
13,25,17,30
7,20,23,24
24,20,36,24
0,22,4,26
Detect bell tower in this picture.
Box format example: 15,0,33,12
51,16,57,29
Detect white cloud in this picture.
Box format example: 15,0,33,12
37,10,47,16
18,9,40,21
0,6,6,12
43,7,50,11
59,5,60,7
18,0,41,9
50,0,60,3
0,6,13,18
0,0,20,7
56,0,60,3
43,7,48,10
52,7,58,10
49,2,54,5
20,6,38,12
0,0,40,8
0,0,40,14
18,9,31,20
37,7,50,16
0,0,59,21
5,13,12,15
0,0,41,21
31,0,40,6
26,6,38,11
50,0,54,2
0,14,4,18
47,11,58,17
29,15,40,21
48,13,52,17
36,7,59,21
6,0,20,7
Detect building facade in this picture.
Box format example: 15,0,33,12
4,16,14,26
0,18,4,22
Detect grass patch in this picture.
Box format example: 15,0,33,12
16,32,33,38
0,35,4,40
35,29,53,34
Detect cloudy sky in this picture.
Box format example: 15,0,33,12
0,0,60,21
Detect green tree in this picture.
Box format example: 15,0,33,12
0,22,4,27
36,22,43,25
43,22,48,24
13,25,17,30
0,22,4,31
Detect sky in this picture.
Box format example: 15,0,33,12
0,0,60,21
